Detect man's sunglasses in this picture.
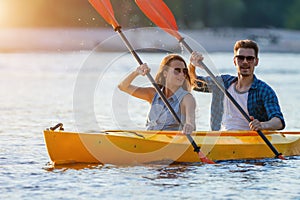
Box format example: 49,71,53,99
235,55,256,62
172,68,189,76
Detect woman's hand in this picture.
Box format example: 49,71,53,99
190,51,204,68
136,63,150,76
182,123,195,135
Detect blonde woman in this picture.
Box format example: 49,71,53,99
118,54,196,135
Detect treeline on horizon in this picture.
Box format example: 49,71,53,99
3,0,300,30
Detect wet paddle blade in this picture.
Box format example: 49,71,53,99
277,154,286,160
89,0,119,29
186,135,216,164
198,151,216,164
135,0,182,40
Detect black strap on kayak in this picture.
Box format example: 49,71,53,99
50,123,64,131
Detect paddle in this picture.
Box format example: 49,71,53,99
135,0,285,160
88,0,215,164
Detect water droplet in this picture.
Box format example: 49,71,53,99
180,43,184,54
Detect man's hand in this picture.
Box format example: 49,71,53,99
249,116,263,131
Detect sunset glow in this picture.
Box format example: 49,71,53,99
0,1,11,26
0,0,44,27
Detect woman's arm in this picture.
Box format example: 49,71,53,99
118,63,156,103
181,93,196,135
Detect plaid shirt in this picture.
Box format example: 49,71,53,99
195,74,285,131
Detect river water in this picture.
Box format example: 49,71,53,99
0,50,299,199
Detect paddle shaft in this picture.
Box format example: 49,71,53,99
116,27,202,153
180,39,283,158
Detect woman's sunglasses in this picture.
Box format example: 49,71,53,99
235,55,256,62
172,67,188,76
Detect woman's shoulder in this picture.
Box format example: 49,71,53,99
181,93,196,107
182,92,196,101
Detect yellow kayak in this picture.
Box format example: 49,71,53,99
43,124,300,165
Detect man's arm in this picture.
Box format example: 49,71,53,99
249,116,283,131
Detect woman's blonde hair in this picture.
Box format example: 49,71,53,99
154,54,191,91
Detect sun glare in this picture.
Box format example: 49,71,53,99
0,1,11,27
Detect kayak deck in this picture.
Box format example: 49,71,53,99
43,128,300,165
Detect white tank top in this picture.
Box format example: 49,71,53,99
220,83,250,130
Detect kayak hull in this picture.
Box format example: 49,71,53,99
43,129,300,165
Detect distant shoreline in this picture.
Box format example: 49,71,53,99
1,28,300,53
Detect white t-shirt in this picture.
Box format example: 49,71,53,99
220,83,250,130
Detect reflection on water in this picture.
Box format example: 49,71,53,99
43,156,297,179
43,162,104,171
144,163,192,181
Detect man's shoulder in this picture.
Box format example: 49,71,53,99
252,76,275,93
220,74,237,87
253,76,271,88
220,74,236,80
